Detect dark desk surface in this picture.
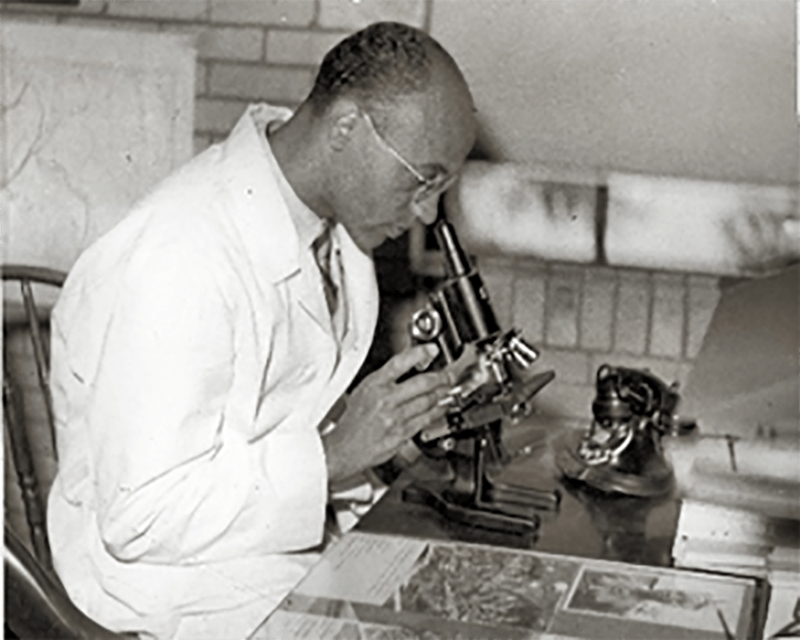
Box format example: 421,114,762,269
257,418,773,640
358,416,680,568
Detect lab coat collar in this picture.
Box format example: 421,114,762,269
219,104,303,285
218,104,378,341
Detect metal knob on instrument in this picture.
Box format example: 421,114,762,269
410,307,442,343
506,334,539,369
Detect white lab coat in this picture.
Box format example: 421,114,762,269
47,104,379,639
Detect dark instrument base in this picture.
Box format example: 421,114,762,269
401,482,540,538
358,417,680,566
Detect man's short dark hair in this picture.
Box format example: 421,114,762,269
308,22,444,116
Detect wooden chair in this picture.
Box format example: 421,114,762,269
5,524,127,640
3,264,130,639
3,264,64,571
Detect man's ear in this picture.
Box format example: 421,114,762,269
328,101,360,152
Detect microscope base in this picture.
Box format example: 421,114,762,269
555,430,673,497
402,482,540,536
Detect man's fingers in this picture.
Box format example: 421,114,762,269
399,409,450,442
379,343,440,383
390,369,451,405
395,388,450,425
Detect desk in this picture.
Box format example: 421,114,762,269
357,415,680,567
252,417,768,640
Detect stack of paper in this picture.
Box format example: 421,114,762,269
672,499,799,638
672,500,796,577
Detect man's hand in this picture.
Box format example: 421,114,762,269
323,343,457,486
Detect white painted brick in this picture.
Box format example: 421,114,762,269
210,0,314,27
194,97,248,134
475,256,514,329
512,266,546,346
686,275,721,359
649,273,685,358
580,267,616,352
59,15,160,30
266,29,346,66
545,266,582,348
208,24,263,60
195,60,209,94
73,0,108,13
107,0,209,21
2,0,105,15
613,270,650,355
161,23,261,64
530,381,594,420
209,62,314,102
677,361,695,390
540,348,590,385
0,12,58,26
317,0,426,31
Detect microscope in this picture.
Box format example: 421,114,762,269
402,219,557,535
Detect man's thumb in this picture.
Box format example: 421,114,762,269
382,343,439,382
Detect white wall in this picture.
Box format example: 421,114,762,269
431,0,797,185
1,22,195,274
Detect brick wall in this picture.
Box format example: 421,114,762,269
479,256,720,420
2,0,723,422
1,0,429,154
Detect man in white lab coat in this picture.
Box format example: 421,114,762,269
47,22,477,640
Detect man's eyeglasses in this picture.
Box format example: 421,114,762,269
362,111,455,202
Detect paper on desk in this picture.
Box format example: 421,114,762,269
672,493,800,617
254,531,762,640
253,608,358,640
292,533,430,604
257,609,606,640
687,458,799,521
666,435,800,520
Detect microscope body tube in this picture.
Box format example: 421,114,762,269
433,221,500,354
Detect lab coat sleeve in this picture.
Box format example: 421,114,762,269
82,246,325,564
